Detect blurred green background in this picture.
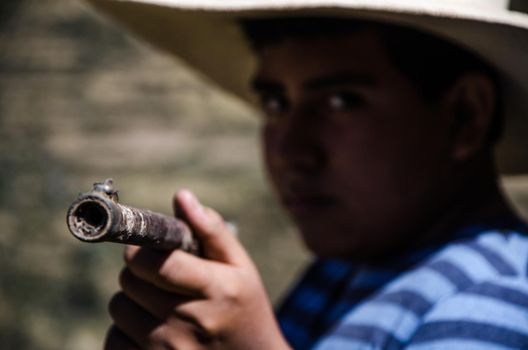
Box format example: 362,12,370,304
2,1,528,349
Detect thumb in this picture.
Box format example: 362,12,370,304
174,189,247,265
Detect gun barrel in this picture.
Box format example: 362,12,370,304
66,181,199,253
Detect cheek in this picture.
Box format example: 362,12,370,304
365,81,453,167
261,124,275,159
333,111,451,197
363,106,450,169
260,125,282,180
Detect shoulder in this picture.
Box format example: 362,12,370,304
314,230,528,350
405,277,528,349
380,230,528,300
403,230,528,349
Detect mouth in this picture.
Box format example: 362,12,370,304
283,194,337,215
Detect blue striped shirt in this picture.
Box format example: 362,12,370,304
277,226,528,349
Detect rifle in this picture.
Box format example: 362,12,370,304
66,179,199,254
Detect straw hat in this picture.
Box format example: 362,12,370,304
87,0,528,173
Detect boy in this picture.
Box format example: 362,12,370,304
88,1,528,349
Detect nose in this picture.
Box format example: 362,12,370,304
280,144,325,174
265,111,327,176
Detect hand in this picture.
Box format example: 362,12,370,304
104,189,291,350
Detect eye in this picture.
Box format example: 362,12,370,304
327,92,364,111
259,94,289,119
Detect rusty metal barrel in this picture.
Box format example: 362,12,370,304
66,179,199,254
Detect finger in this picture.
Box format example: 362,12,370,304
109,292,204,350
125,245,215,297
119,267,192,320
174,189,248,264
108,292,162,349
120,266,235,339
104,325,141,350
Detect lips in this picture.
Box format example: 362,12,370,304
283,193,337,215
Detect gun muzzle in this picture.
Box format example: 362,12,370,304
66,179,199,253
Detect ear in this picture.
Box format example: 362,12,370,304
444,72,496,161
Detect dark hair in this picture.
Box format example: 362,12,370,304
240,17,503,145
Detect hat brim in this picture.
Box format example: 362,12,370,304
87,0,528,173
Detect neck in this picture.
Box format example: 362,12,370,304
412,152,520,251
362,154,521,265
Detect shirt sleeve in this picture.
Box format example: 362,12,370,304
405,277,528,350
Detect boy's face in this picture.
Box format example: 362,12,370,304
253,30,460,258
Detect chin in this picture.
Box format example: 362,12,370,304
299,230,387,262
300,233,357,258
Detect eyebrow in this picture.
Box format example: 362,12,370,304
304,73,375,90
250,72,375,94
250,78,284,94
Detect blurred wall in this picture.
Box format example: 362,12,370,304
0,0,307,349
